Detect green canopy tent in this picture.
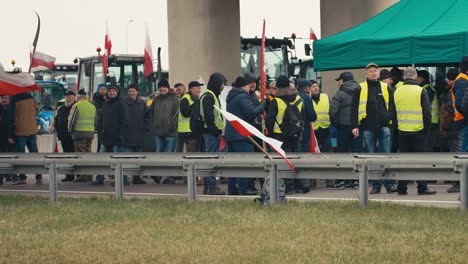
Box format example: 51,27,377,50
313,0,468,71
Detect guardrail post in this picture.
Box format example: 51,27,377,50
269,164,279,204
114,163,124,200
461,166,468,213
48,162,57,202
358,164,368,207
187,164,196,203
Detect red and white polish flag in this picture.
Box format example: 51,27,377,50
30,51,56,70
309,27,318,41
214,105,295,171
308,123,321,153
144,23,154,77
0,64,42,96
102,22,112,77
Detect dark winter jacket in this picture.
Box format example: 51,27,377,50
92,92,106,133
455,73,468,128
149,93,179,137
439,87,458,139
0,104,8,147
100,96,128,146
123,96,149,147
351,79,396,130
202,73,227,136
249,90,262,129
54,102,75,141
330,80,360,128
225,88,264,142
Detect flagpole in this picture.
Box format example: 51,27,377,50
28,12,41,74
247,135,272,160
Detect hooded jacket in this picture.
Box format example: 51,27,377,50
225,88,264,142
92,92,106,133
54,101,75,141
330,80,360,128
100,94,129,146
123,96,149,147
202,72,226,135
150,93,179,137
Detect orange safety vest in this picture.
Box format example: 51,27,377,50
451,73,468,121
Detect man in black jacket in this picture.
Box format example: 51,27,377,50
93,86,129,185
177,81,202,153
351,63,397,194
200,72,227,195
0,95,15,185
122,84,149,184
54,90,76,182
92,84,107,152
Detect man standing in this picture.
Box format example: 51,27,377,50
200,72,227,195
122,84,148,184
297,79,317,153
68,89,96,182
417,70,440,151
351,63,396,194
225,76,264,195
311,80,332,153
177,81,202,153
453,56,468,152
266,75,305,194
92,84,107,152
394,67,436,195
381,69,399,153
8,92,41,185
150,79,179,184
0,95,15,185
54,90,76,182
174,83,186,99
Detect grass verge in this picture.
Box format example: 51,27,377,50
0,195,467,263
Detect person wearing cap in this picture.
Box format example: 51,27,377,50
54,90,76,182
453,56,468,152
390,67,404,89
266,75,306,194
7,91,41,185
381,69,400,153
417,69,440,152
440,68,461,193
121,84,149,184
174,83,186,99
199,73,227,195
351,63,396,194
380,69,394,90
297,79,317,153
92,83,107,152
177,81,203,153
329,72,361,189
149,79,179,184
225,76,265,195
68,89,96,182
265,81,277,114
311,80,332,152
393,67,435,195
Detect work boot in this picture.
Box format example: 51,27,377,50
132,176,146,185
207,187,225,195
418,188,436,195
150,176,161,183
370,187,381,194
386,186,398,193
61,175,75,182
35,174,43,184
447,184,460,193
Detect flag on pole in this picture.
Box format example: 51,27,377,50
260,19,267,100
214,105,295,171
309,27,318,41
144,23,154,77
30,51,55,70
102,22,111,78
308,123,321,153
0,65,42,95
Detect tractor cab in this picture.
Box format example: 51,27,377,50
76,54,155,98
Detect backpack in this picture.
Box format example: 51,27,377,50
277,98,304,138
189,94,206,135
255,177,286,206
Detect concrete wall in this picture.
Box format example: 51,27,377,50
319,0,399,96
167,0,241,86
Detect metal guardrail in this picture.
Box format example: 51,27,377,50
0,152,466,212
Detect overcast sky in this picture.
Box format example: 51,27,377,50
0,0,320,70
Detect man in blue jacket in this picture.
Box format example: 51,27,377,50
297,79,317,152
453,56,468,152
225,76,265,195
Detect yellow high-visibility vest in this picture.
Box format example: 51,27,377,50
74,100,96,132
178,94,195,133
421,84,439,124
273,95,303,133
312,93,330,130
358,81,389,125
394,84,424,132
200,89,225,130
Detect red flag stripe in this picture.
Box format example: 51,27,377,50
260,19,267,100
144,24,154,77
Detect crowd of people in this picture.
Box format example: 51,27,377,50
2,56,468,197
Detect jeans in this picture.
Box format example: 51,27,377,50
119,146,143,152
202,133,221,192
95,144,127,183
16,136,38,153
336,127,364,153
155,136,176,153
362,127,393,190
227,141,253,194
461,125,468,152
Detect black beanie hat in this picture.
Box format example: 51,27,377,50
276,75,290,88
